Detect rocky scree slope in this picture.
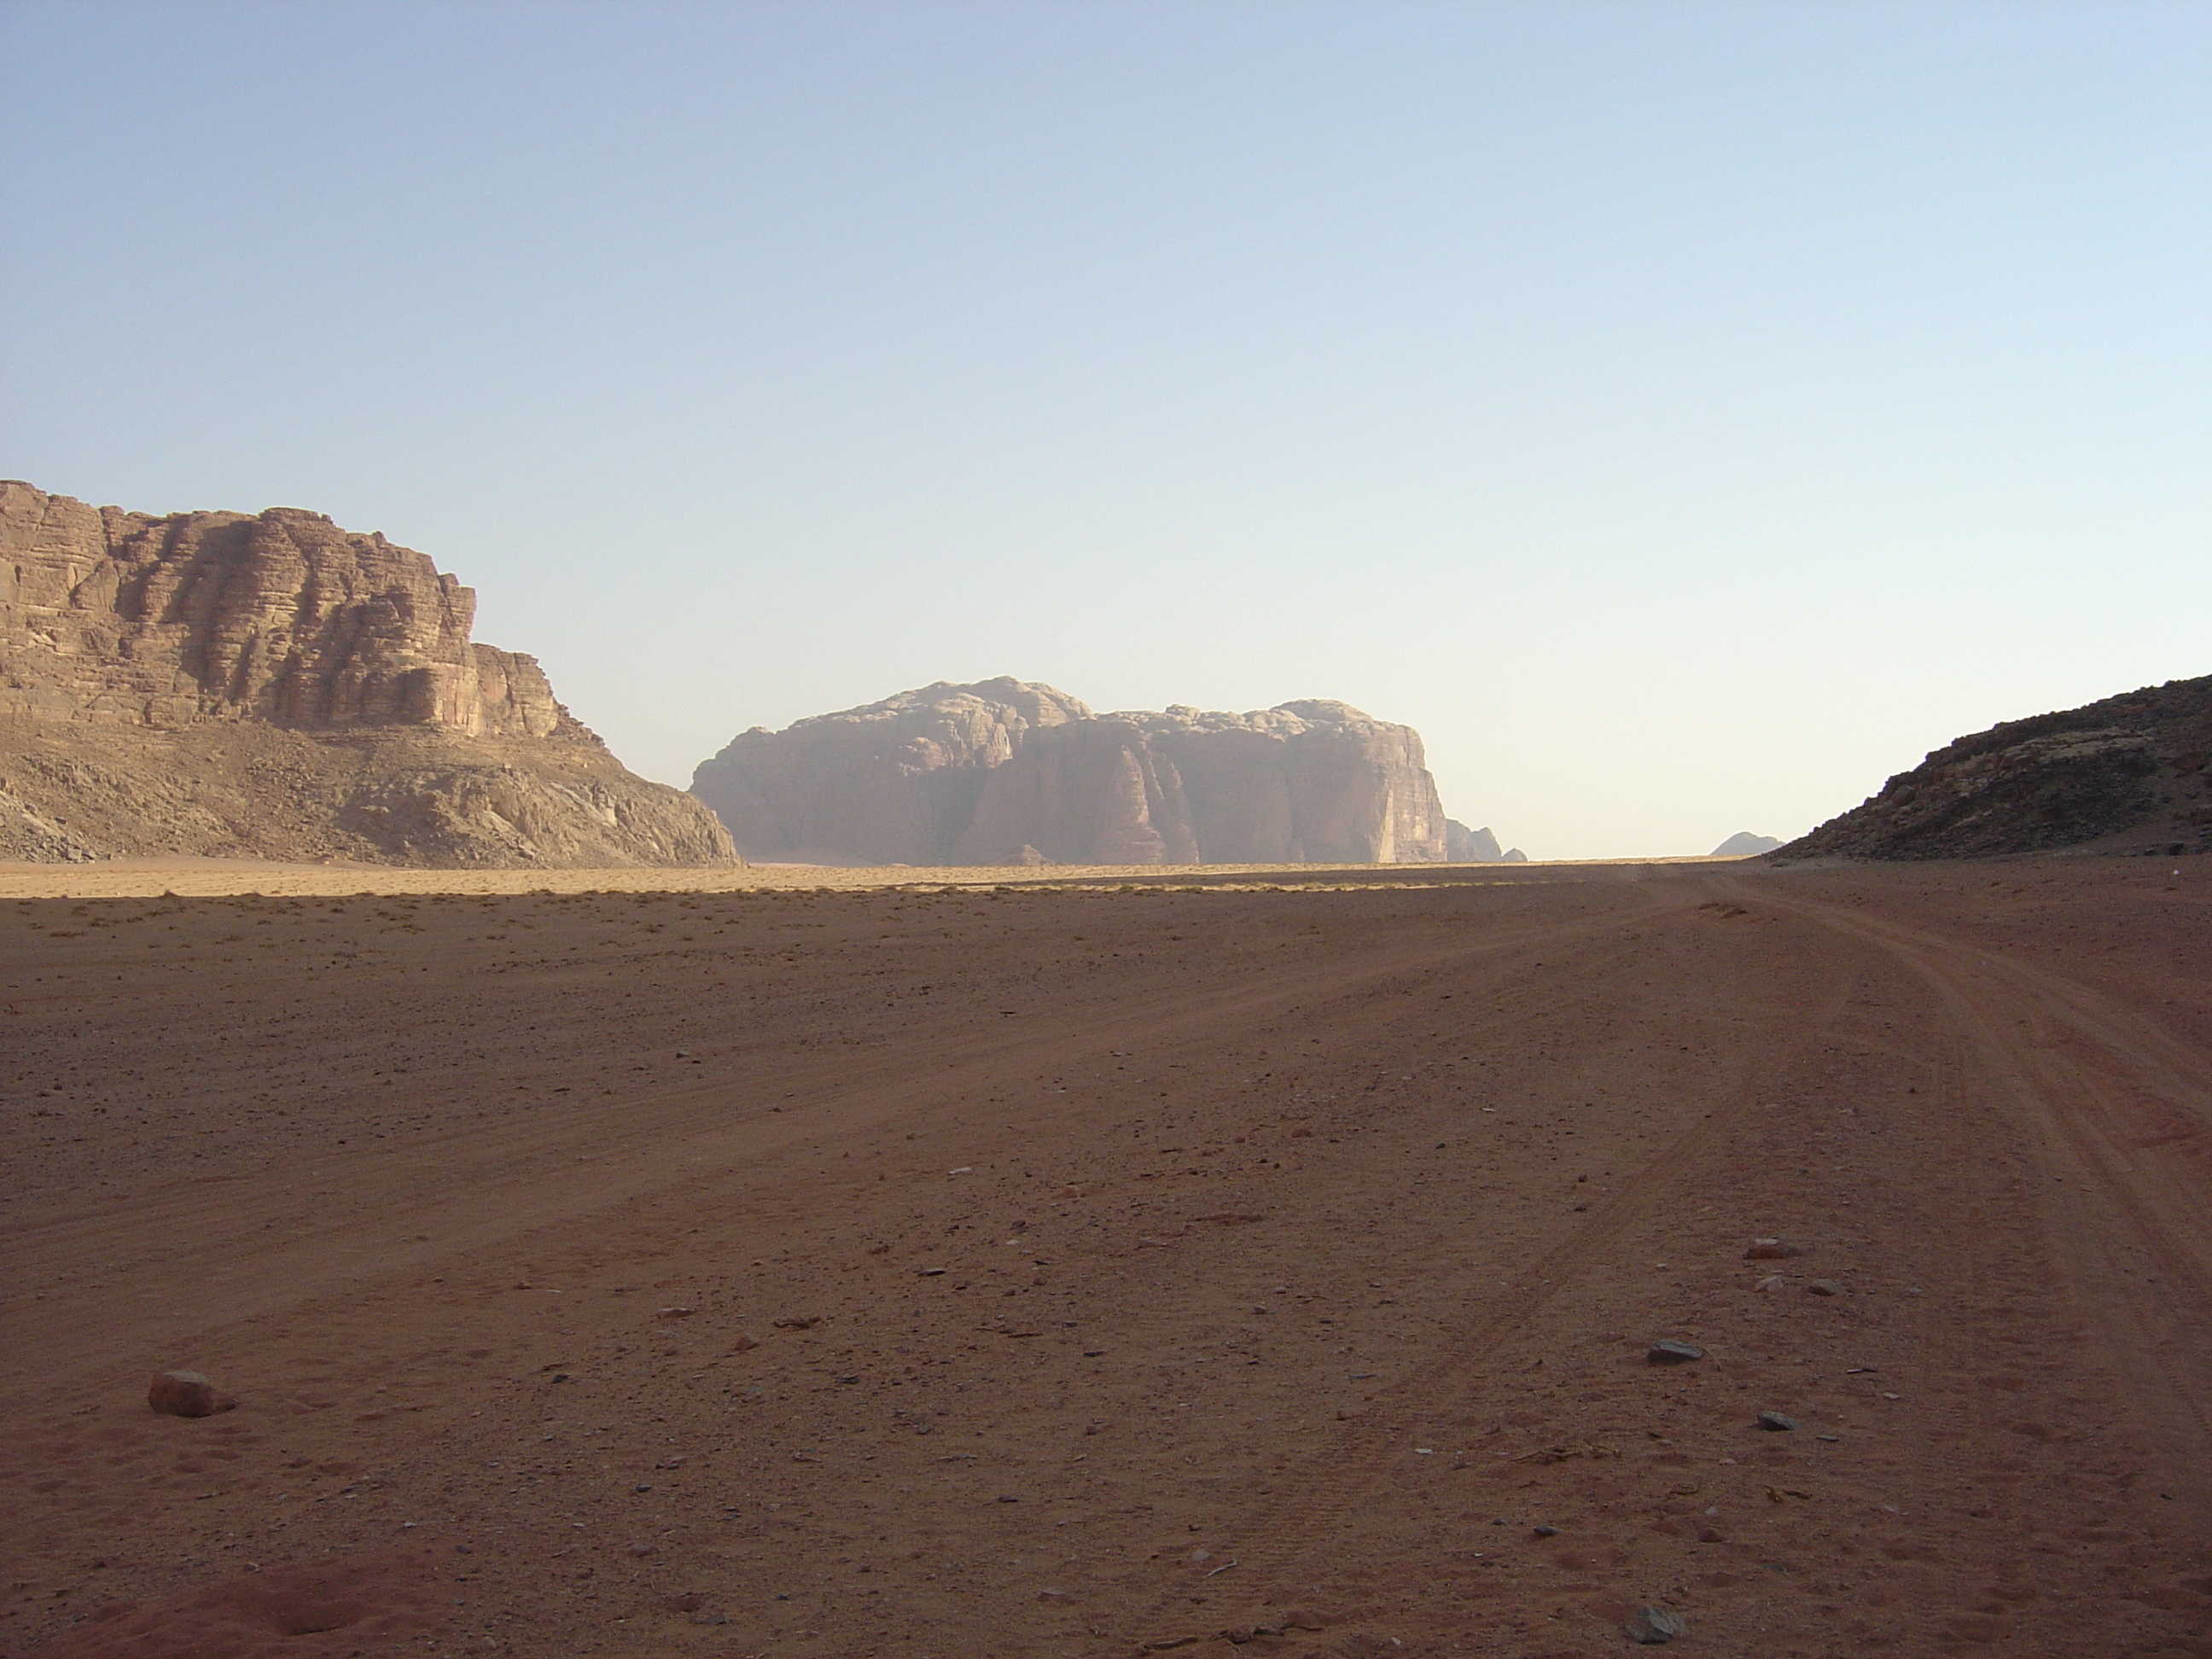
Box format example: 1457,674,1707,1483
0,482,736,866
691,677,1462,865
1778,674,2212,861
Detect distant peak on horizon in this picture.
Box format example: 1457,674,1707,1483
1712,831,1782,857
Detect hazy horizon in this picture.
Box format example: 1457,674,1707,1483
5,1,2205,859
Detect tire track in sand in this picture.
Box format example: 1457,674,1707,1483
1738,879,2212,1535
1114,892,1869,1651
1,897,1660,1404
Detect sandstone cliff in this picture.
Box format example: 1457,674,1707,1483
0,482,736,867
692,680,1452,865
1777,675,2212,862
690,678,1091,864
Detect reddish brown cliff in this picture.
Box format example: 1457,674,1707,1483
1,481,573,736
0,483,736,867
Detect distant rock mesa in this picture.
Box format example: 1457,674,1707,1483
692,678,1464,865
0,482,736,866
1777,674,2212,861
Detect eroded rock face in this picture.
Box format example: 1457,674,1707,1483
693,681,1451,864
1,481,571,736
1778,675,2212,861
1446,819,1505,862
0,482,737,867
691,678,1092,864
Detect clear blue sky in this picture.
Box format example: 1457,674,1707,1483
3,1,2205,859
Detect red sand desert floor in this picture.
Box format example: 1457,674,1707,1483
3,858,2209,1658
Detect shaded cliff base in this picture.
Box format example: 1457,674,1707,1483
0,720,736,869
1776,674,2212,864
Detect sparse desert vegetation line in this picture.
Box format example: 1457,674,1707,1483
5,857,2209,1656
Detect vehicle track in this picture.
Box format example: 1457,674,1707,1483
1112,892,1872,1650
1,893,1671,1406
1733,878,2212,1536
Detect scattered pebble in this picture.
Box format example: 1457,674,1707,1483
1627,1605,1685,1644
1532,1524,1559,1538
1647,1339,1705,1365
1756,1411,1799,1432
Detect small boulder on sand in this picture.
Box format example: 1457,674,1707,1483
1627,1605,1685,1643
148,1371,235,1418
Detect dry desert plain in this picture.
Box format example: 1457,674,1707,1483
3,855,2210,1659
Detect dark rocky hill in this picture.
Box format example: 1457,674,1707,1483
1777,675,2211,861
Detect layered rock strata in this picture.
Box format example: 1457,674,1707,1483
692,679,1455,865
1778,674,2212,861
0,482,736,867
